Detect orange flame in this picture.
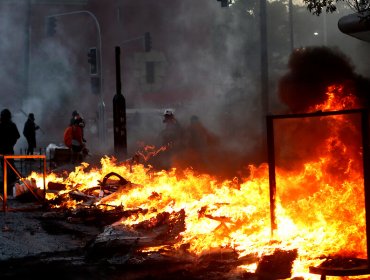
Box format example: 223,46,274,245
312,84,360,112
29,84,368,278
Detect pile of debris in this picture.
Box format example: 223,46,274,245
1,171,300,280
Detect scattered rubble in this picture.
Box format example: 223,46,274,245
0,171,300,279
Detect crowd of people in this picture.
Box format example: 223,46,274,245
0,108,89,192
0,106,222,193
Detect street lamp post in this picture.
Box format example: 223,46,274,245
289,0,294,51
260,0,269,115
46,10,106,146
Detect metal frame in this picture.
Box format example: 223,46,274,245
266,108,370,267
1,154,47,212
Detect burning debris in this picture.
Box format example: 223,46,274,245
2,47,370,279
0,158,301,279
256,249,298,279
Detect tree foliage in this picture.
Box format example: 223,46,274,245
303,0,370,15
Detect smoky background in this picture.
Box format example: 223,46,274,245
0,0,369,178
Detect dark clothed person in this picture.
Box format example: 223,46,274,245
155,110,184,170
23,113,39,155
0,109,20,191
161,110,183,147
0,109,20,155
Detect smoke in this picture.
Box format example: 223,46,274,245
108,0,267,178
273,45,370,177
118,0,268,178
1,1,370,179
0,2,102,154
0,2,26,106
278,46,370,112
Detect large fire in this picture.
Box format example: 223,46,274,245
28,84,368,278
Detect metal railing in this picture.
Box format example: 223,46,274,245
1,154,47,212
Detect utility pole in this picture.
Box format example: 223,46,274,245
260,0,269,115
289,0,294,51
112,33,153,160
23,0,31,102
113,46,127,160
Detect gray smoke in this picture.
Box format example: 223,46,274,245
1,0,370,178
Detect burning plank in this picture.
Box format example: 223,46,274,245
255,249,298,280
87,209,186,260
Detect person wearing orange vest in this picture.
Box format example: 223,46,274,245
64,118,85,163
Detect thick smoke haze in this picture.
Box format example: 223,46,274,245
0,0,369,178
277,46,368,112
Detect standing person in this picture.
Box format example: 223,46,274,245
0,108,20,189
156,109,184,169
70,110,86,143
70,110,80,125
160,109,183,147
64,118,86,163
23,113,40,155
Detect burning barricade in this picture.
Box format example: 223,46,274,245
6,84,370,279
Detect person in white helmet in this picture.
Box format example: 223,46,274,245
161,109,182,147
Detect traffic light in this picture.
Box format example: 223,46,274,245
144,32,152,52
87,47,98,75
46,16,57,36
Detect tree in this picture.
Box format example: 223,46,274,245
303,0,370,15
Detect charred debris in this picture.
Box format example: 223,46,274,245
0,171,299,280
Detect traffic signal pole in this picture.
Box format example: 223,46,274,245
45,10,106,146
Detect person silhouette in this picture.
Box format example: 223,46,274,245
0,108,20,191
23,113,40,155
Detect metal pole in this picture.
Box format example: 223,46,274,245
260,0,269,115
3,157,7,212
289,0,294,51
47,10,106,144
43,156,47,201
360,110,370,264
266,115,277,238
23,0,31,102
116,47,122,95
113,46,127,160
